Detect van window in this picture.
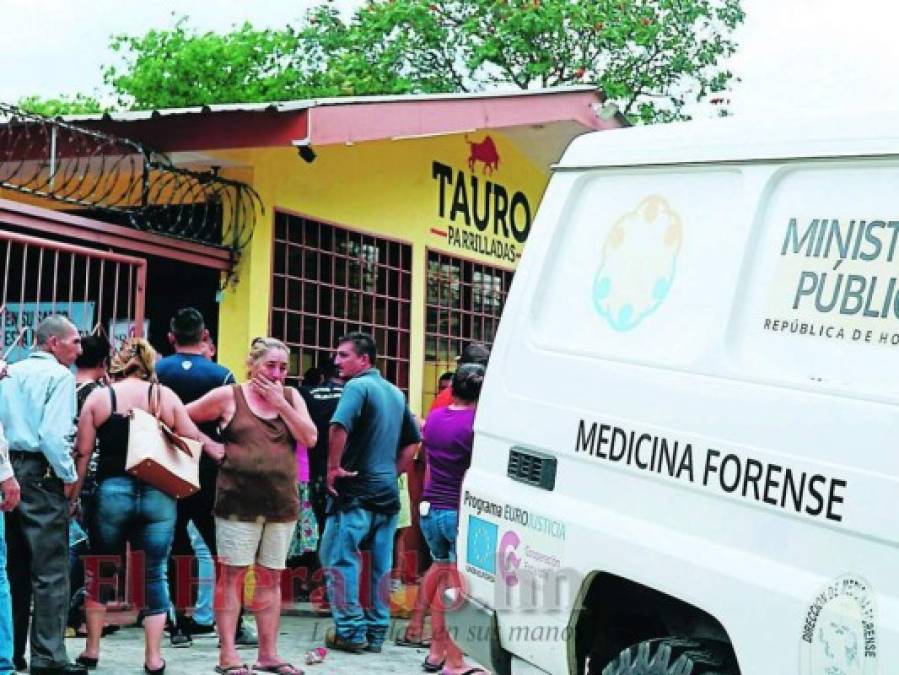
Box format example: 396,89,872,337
729,162,899,399
531,168,744,370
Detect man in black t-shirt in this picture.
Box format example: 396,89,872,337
74,335,110,489
300,359,344,534
155,309,241,647
65,336,111,636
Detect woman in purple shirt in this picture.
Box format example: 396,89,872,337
418,364,487,675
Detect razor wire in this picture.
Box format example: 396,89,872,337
0,103,261,260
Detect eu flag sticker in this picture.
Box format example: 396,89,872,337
467,515,498,574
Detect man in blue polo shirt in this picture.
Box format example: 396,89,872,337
322,331,421,654
155,308,251,647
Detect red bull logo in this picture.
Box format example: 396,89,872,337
465,134,500,175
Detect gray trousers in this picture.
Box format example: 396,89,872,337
5,452,70,668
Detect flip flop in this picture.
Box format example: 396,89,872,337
144,660,166,675
76,654,98,670
252,664,304,675
441,669,490,675
214,665,252,675
423,656,446,672
396,635,432,648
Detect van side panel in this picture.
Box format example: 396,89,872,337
462,164,899,675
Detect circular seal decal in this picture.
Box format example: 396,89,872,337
800,574,877,675
592,195,682,332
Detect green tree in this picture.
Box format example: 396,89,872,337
27,0,744,124
302,0,745,123
16,93,104,117
102,17,308,109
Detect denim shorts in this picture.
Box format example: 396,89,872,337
420,508,458,563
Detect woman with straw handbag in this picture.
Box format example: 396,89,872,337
73,338,216,675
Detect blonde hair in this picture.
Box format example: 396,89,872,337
109,337,157,381
246,337,290,373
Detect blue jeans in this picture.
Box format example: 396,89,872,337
320,508,398,646
188,521,214,625
0,515,13,675
87,477,177,616
420,508,459,563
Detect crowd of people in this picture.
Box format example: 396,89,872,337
0,308,489,675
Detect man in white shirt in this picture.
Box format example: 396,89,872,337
0,361,22,674
0,316,85,675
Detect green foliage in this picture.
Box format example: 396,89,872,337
16,94,104,117
295,0,746,122
22,1,745,124
102,17,308,108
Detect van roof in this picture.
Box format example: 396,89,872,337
558,110,899,169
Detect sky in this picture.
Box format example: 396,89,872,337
1,0,898,119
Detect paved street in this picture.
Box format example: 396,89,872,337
60,615,435,675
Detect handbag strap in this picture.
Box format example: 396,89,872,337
148,382,163,423
108,386,118,414
144,382,194,457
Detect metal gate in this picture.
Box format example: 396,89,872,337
0,228,146,360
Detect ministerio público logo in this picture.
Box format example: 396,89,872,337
592,195,682,331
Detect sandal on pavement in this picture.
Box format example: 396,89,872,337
75,654,98,670
441,669,490,675
397,633,432,648
253,664,304,675
144,659,166,675
214,665,252,675
423,656,446,672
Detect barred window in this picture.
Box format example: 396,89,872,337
271,212,412,392
423,250,513,411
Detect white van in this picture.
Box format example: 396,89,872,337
448,113,899,675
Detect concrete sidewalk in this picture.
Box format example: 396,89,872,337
61,616,436,675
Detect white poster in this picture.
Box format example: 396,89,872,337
108,318,150,351
2,302,95,363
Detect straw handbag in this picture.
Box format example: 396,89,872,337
125,383,201,499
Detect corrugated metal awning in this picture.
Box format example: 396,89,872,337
61,86,620,154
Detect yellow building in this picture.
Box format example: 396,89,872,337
0,88,621,413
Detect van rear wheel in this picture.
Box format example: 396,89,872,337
598,637,739,675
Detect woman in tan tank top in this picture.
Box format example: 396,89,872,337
187,338,316,675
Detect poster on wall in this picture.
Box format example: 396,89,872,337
108,318,150,352
2,302,95,363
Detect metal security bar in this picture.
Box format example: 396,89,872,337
271,212,412,392
0,228,146,360
0,103,261,264
423,249,513,410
